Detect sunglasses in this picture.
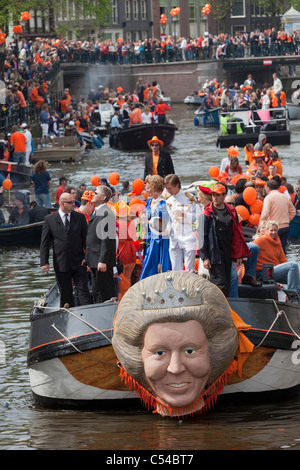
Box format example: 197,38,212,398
151,143,160,147
64,200,75,204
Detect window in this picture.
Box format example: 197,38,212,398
141,0,147,20
125,0,131,21
112,0,118,24
231,0,245,17
133,0,138,20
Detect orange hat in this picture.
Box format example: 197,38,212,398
147,136,163,147
227,146,239,157
114,200,131,217
211,184,226,194
253,151,265,158
81,190,94,203
254,178,266,186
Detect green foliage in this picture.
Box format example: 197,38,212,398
0,0,112,36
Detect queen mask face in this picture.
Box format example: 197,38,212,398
142,320,210,408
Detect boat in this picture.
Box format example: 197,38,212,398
287,103,300,120
289,213,300,239
194,107,221,127
0,220,44,246
217,107,291,148
27,272,300,413
0,160,32,187
32,136,85,163
109,121,177,150
98,102,115,126
184,94,204,106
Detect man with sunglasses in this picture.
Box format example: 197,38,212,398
143,136,174,180
40,191,91,308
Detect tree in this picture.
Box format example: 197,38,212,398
0,0,112,37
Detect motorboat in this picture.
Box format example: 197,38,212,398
194,107,221,127
27,273,300,413
217,107,291,148
0,160,32,187
109,120,177,150
32,136,85,163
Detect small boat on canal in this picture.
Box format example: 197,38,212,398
0,161,32,187
286,103,300,120
184,94,204,106
194,107,221,127
27,271,300,414
32,136,85,163
0,220,44,246
109,121,177,150
217,107,291,149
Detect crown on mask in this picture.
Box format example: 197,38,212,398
142,275,202,309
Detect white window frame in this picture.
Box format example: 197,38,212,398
231,0,246,18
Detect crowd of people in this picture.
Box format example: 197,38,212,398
5,28,300,71
4,128,294,309
1,26,300,123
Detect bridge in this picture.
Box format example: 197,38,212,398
50,55,300,102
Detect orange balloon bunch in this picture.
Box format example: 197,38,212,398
160,14,168,24
170,7,180,15
0,30,6,45
202,3,211,15
20,11,32,21
13,25,23,34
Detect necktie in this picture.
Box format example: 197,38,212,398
64,214,70,231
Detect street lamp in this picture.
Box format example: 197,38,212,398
201,4,211,34
160,14,168,38
170,7,180,39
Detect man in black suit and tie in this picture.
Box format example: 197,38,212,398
143,136,175,180
85,185,116,304
40,191,91,308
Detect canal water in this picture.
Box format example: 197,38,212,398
1,104,300,451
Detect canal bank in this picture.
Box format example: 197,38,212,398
51,57,300,102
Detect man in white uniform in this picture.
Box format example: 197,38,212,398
164,174,200,272
21,123,32,165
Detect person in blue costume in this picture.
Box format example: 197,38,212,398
140,175,171,280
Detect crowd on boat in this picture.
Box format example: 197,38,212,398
2,127,297,309
195,72,288,115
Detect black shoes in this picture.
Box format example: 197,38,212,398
242,275,262,288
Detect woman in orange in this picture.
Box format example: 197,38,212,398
115,201,136,284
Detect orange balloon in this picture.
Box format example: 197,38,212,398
243,186,257,205
90,175,100,186
2,179,12,190
235,205,250,220
208,166,220,178
250,199,263,214
143,191,148,200
248,213,261,226
108,172,120,185
132,179,145,195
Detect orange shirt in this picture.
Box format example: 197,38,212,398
129,108,142,126
152,153,159,175
10,131,26,152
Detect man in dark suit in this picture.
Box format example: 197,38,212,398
143,136,174,180
40,191,91,308
85,185,116,304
